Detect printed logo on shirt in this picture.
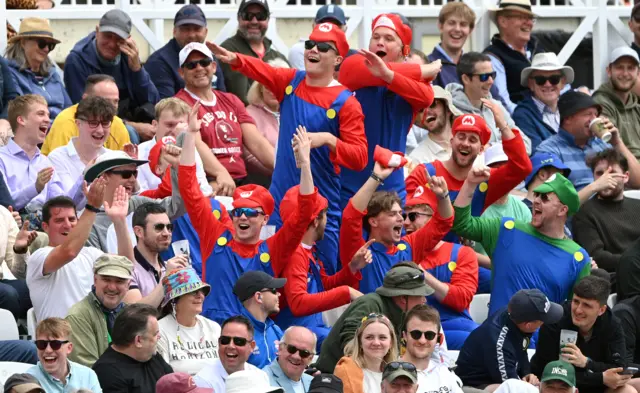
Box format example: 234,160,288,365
461,115,475,126
215,121,239,144
319,23,333,32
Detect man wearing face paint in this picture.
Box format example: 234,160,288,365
207,23,367,275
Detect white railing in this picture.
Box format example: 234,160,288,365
0,0,633,88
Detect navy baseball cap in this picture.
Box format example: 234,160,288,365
315,4,346,25
508,289,563,324
174,4,207,27
524,152,571,190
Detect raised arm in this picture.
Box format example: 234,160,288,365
104,185,135,264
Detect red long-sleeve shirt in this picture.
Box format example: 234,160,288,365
281,244,361,317
231,54,367,172
177,164,315,278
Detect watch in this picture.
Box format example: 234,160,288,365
85,204,101,213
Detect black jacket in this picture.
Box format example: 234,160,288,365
531,301,627,393
613,296,640,365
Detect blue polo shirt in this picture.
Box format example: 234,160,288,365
28,360,102,393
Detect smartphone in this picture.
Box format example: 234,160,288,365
621,367,639,375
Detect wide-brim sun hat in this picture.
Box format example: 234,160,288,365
83,150,148,183
161,267,211,307
8,17,60,44
520,52,575,87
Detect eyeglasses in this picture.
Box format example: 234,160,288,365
35,339,69,350
283,343,314,359
240,10,269,21
260,288,278,295
231,207,265,218
470,71,497,82
153,223,174,232
503,12,537,24
219,336,249,346
34,39,56,51
78,118,112,129
532,74,563,86
109,169,138,179
402,212,432,222
533,191,552,203
408,329,438,341
183,58,213,70
304,40,337,53
383,361,418,376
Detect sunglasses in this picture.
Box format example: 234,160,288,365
241,10,269,21
109,169,138,179
34,39,56,51
532,74,563,86
402,212,432,222
153,223,174,232
384,361,417,376
470,71,497,82
35,339,69,350
408,329,438,341
79,118,112,129
284,344,313,359
304,40,336,53
361,313,385,324
260,288,278,295
219,336,249,346
183,58,213,70
231,207,265,218
533,192,552,203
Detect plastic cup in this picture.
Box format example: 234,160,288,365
172,240,191,266
559,329,578,360
589,118,612,142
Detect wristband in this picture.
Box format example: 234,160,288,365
437,191,450,200
370,173,384,185
85,204,101,213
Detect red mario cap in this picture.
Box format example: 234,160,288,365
279,185,327,221
148,136,177,178
405,184,438,210
232,184,275,216
309,22,349,58
371,13,412,57
452,114,492,146
373,145,408,169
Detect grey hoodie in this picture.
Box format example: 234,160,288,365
447,83,532,155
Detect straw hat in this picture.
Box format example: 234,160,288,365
488,0,537,24
9,17,60,44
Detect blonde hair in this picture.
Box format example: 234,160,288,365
247,58,291,106
154,98,192,120
344,314,398,371
8,94,48,132
36,317,72,340
438,2,476,30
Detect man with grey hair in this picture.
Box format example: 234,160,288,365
262,326,315,393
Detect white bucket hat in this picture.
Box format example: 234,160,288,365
226,370,283,393
520,52,574,87
432,86,463,117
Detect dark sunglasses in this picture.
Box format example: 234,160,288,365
402,212,432,222
241,10,269,21
304,40,336,53
384,361,418,376
533,192,551,202
284,344,313,359
78,118,112,129
109,169,138,179
260,288,278,295
408,329,438,341
231,207,264,218
183,58,213,70
532,74,563,86
153,223,174,232
219,336,249,346
34,39,56,51
470,71,497,82
35,339,69,350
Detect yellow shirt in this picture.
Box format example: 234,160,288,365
41,104,130,155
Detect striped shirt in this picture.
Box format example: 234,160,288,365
531,96,560,132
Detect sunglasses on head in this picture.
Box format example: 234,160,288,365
79,118,112,129
533,191,552,202
109,169,138,179
153,223,173,232
402,212,432,222
304,40,336,53
284,343,313,359
34,39,56,51
532,74,563,86
361,313,385,324
231,207,264,218
241,10,269,21
470,71,497,82
183,58,213,70
219,336,249,346
35,339,69,350
408,329,438,341
384,361,417,376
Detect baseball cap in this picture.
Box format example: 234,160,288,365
99,9,132,39
609,46,640,65
524,153,571,190
376,262,434,297
382,362,418,384
84,150,148,183
541,360,576,387
558,91,601,122
233,271,286,302
315,5,346,25
238,0,270,14
533,173,580,216
232,184,275,216
484,143,508,166
179,42,213,68
174,4,207,28
157,372,214,393
371,13,412,48
93,254,134,279
452,114,492,146
508,289,563,324
308,374,344,393
3,374,44,393
279,185,327,222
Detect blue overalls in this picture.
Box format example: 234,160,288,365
426,243,478,350
360,241,413,294
268,71,352,275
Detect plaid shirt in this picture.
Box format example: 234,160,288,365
536,129,610,191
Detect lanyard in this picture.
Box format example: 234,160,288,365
104,313,112,344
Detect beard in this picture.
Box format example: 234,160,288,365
239,24,267,42
611,77,636,93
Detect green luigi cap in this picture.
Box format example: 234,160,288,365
541,360,576,387
533,173,580,216
376,262,434,297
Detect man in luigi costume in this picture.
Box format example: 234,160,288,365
453,165,591,319
315,262,434,373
